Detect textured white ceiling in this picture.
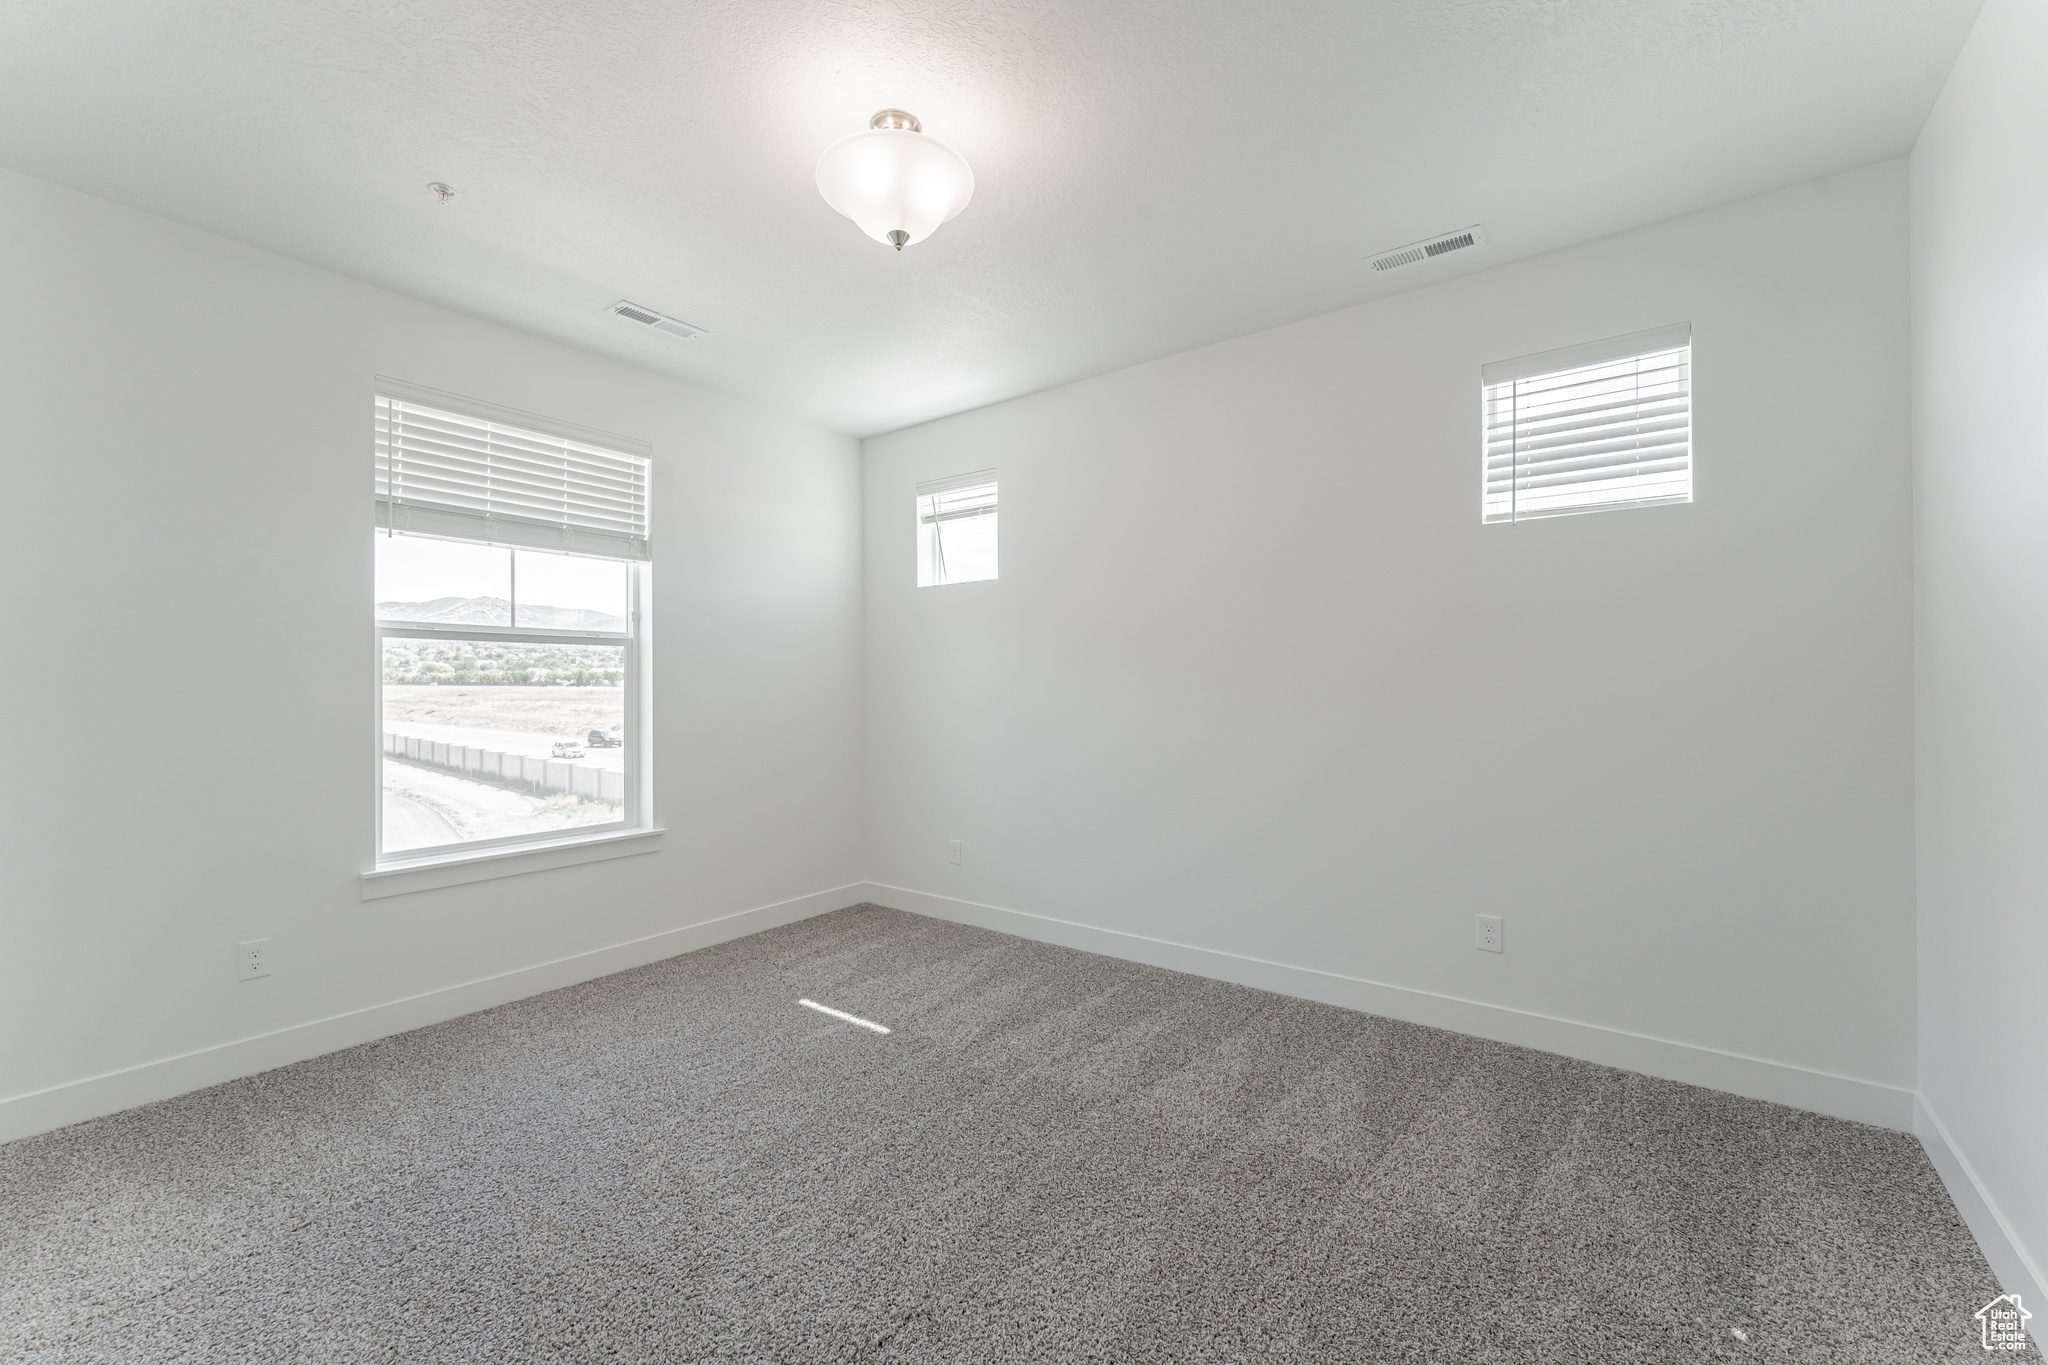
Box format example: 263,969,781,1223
0,0,1980,436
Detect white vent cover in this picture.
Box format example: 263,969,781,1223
609,300,704,340
1369,225,1486,273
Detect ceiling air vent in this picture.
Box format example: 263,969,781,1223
609,300,705,340
1369,225,1486,274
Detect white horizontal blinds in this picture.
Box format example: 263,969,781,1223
1482,324,1691,523
375,396,651,560
916,471,997,526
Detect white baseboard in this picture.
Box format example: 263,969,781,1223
0,883,864,1146
1,880,1921,1144
1916,1094,2047,1308
863,882,1917,1132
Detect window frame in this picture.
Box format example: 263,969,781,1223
368,376,655,877
915,470,999,587
373,551,645,869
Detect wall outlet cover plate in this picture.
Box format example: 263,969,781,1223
237,938,272,980
1476,915,1504,953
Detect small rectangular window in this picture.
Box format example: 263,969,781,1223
374,388,650,864
916,471,998,586
1482,324,1691,523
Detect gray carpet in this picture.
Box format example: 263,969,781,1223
0,905,2021,1362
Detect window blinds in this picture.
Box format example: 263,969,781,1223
376,394,651,560
1482,324,1691,523
916,471,998,587
916,471,998,526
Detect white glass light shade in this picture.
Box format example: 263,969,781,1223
815,128,974,250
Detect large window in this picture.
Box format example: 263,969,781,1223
1482,324,1691,523
916,471,998,586
374,389,650,863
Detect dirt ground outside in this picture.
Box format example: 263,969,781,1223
382,760,619,853
381,685,625,735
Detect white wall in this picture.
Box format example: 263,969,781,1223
1911,0,2048,1304
0,141,1937,1159
864,162,1916,1122
0,168,865,1139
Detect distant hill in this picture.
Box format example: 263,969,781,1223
378,596,510,625
377,597,627,631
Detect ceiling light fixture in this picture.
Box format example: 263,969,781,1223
815,110,974,251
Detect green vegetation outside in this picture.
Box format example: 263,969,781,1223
383,639,623,687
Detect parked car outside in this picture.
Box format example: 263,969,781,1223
586,728,623,748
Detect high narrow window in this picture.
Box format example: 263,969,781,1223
1482,324,1691,523
374,388,650,863
916,471,998,586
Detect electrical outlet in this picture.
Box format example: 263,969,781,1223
1475,915,1503,953
237,938,272,981
949,839,962,865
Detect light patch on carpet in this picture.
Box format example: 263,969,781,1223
800,997,891,1033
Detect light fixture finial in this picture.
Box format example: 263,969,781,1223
815,111,974,250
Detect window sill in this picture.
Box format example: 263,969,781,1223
360,827,665,901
